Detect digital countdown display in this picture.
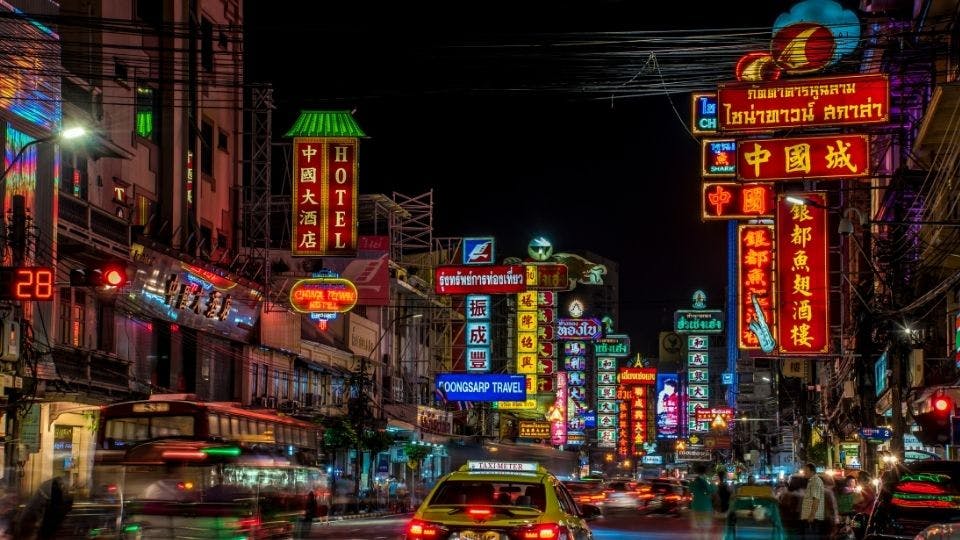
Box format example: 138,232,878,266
0,267,55,301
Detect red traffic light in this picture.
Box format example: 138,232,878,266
103,267,126,287
934,396,952,413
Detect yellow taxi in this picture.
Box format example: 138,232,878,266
405,460,601,540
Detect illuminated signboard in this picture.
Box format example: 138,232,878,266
691,92,718,135
738,224,776,350
518,421,551,439
737,134,870,182
292,137,359,256
619,367,656,385
717,74,890,133
524,263,569,290
463,237,495,265
551,372,567,445
556,318,603,340
655,373,680,439
594,335,631,357
701,139,737,177
701,182,775,220
776,193,830,354
517,290,538,375
467,294,492,372
0,267,54,301
288,278,358,314
674,310,724,334
435,373,527,402
694,407,735,424
630,386,648,456
435,265,526,295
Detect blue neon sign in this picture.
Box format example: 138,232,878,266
436,373,526,402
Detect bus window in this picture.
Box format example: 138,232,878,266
152,416,195,437
231,417,240,437
208,414,220,437
257,421,267,437
220,416,231,437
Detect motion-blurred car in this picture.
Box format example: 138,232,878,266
564,480,608,509
637,479,690,516
602,479,641,511
405,460,602,540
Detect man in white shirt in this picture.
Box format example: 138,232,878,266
800,462,828,538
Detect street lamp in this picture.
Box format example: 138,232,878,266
0,126,87,182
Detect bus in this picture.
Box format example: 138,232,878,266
91,394,327,539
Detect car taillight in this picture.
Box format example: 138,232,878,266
236,517,260,529
468,507,492,518
519,523,567,539
408,519,441,538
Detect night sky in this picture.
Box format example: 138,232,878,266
244,1,804,355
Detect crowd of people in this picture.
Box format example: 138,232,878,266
686,463,876,539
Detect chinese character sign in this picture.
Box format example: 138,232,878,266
292,137,358,256
717,74,889,132
737,134,869,182
517,292,538,376
776,193,829,354
701,182,775,220
738,224,776,350
702,139,737,177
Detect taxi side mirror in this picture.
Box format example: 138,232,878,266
580,504,602,521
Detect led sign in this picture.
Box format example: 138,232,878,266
0,267,54,301
289,277,358,313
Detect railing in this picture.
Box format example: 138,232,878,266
58,192,131,258
50,345,132,392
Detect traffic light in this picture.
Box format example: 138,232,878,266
913,392,955,445
70,263,128,288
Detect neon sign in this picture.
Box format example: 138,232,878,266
289,277,358,314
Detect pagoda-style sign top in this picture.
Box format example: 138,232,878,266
284,110,367,138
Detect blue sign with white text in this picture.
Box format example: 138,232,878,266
436,373,526,402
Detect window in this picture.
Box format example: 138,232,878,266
272,369,280,398
135,85,157,142
208,414,220,436
135,0,162,27
200,119,213,176
252,363,259,397
261,367,268,397
281,371,289,399
96,303,116,353
60,148,88,199
59,289,85,347
218,129,228,151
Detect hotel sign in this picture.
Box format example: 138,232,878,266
289,277,358,314
737,134,870,182
292,138,358,256
717,74,889,133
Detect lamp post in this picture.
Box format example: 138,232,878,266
1,126,87,493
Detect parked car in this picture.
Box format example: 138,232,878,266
857,460,960,540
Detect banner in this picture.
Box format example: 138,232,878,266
436,373,527,402
655,373,680,439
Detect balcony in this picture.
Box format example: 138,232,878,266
58,192,131,259
49,345,133,394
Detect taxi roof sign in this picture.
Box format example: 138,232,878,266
465,461,539,473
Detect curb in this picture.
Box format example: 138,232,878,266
316,511,411,523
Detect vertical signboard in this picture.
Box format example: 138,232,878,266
551,372,567,445
597,355,619,448
565,340,587,444
738,224,776,350
466,295,491,372
776,193,830,354
292,138,359,256
517,291,538,377
655,373,680,439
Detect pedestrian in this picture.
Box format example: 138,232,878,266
689,464,716,540
299,489,317,538
778,474,807,539
800,463,828,539
714,470,732,517
388,476,399,511
17,476,73,540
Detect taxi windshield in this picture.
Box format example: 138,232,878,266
429,480,547,511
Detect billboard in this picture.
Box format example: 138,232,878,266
737,134,870,182
435,265,526,295
655,373,680,439
436,373,527,402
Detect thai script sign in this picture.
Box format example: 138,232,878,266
594,335,631,357
436,373,527,402
694,407,735,424
619,367,656,385
702,182,775,220
292,138,358,256
717,74,889,132
702,139,737,177
289,277,358,313
691,92,718,135
556,318,603,340
435,265,526,294
737,134,870,181
524,263,569,290
738,224,775,350
518,421,551,438
776,193,830,354
674,310,724,333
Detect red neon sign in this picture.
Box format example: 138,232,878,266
702,182,775,220
738,224,775,350
292,138,359,256
737,134,870,182
776,193,830,354
289,278,358,313
718,74,889,133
